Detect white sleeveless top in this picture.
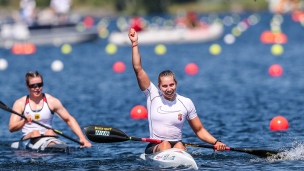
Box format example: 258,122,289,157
143,82,197,141
22,94,54,136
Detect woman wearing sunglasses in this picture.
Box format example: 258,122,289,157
8,71,91,148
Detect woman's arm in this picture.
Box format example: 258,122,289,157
128,28,151,91
188,116,226,151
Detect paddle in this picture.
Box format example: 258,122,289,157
84,125,281,158
0,101,83,145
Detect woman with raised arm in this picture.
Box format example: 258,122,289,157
128,28,226,154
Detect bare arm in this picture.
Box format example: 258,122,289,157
188,116,226,151
128,28,150,91
47,94,92,147
9,97,29,132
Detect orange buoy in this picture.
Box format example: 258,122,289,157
11,43,24,55
23,43,36,54
130,105,148,119
270,116,289,131
11,43,36,55
274,33,287,44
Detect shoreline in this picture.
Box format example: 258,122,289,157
0,1,270,20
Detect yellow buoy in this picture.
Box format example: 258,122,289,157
209,44,222,55
61,44,72,54
271,44,284,56
105,43,118,55
154,44,166,55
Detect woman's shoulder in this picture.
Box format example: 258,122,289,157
176,94,192,103
14,96,27,105
44,93,60,103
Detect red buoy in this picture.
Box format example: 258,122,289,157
185,63,199,75
260,30,287,44
11,43,36,55
270,116,289,131
292,11,304,22
113,61,126,73
83,16,94,28
130,105,148,119
269,64,283,77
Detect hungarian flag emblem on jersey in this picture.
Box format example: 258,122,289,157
178,114,182,121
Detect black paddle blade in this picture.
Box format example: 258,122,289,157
84,125,130,143
0,101,11,112
231,148,280,158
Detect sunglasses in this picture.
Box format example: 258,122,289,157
28,82,43,88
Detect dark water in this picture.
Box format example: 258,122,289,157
0,12,304,170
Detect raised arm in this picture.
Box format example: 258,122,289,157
128,28,150,91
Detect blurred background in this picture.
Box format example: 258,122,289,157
0,0,271,17
1,0,304,170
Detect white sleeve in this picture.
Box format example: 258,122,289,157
187,99,198,120
143,82,159,99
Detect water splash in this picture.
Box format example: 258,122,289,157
267,142,304,161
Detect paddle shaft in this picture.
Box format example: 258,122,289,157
130,137,279,157
128,137,221,150
0,101,83,145
136,139,279,157
84,125,280,157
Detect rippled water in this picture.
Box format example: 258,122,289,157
0,12,304,170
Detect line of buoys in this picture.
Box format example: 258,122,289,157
11,43,36,55
260,30,287,44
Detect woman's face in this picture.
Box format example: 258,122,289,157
27,77,43,97
158,76,177,101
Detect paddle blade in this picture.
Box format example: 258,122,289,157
0,101,12,113
84,125,129,143
230,147,280,158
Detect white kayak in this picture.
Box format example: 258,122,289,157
109,22,223,45
11,136,69,153
140,148,198,170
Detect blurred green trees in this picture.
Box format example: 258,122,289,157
0,0,268,14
